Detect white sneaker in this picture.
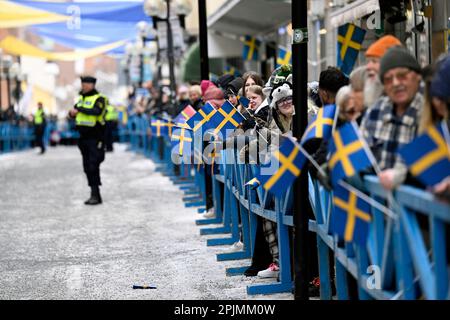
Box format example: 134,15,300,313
226,240,244,252
203,208,215,218
257,263,279,278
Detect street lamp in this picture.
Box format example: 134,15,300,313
143,0,192,104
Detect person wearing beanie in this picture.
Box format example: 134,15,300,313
225,77,244,107
318,66,349,105
200,80,216,97
361,46,423,191
364,35,402,109
203,86,225,109
365,35,402,80
216,74,235,91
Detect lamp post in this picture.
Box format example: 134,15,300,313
143,0,192,104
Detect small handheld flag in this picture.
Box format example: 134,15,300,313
328,122,373,186
301,104,337,144
173,105,197,126
330,184,372,245
337,23,366,75
151,118,169,137
238,96,250,108
399,123,450,186
256,137,307,197
171,126,193,156
186,102,216,132
210,100,245,138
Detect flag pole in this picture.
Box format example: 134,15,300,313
292,0,310,300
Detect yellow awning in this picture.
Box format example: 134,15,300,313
0,0,70,28
0,36,127,61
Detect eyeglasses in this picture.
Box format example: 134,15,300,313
277,97,293,108
383,69,412,85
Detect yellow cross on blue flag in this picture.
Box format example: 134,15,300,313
171,126,193,157
328,122,373,186
210,100,245,139
330,184,372,245
242,35,261,61
151,118,169,137
337,23,366,75
301,104,336,144
399,123,450,187
276,47,292,68
256,137,307,197
186,102,216,133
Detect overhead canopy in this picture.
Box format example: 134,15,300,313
207,0,291,36
0,0,70,28
0,36,127,61
11,0,149,23
329,0,380,29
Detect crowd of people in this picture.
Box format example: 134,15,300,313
103,35,450,296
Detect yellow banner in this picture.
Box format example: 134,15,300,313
0,0,70,28
0,36,126,61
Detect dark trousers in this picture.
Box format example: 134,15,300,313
35,125,46,152
105,121,117,151
78,137,105,187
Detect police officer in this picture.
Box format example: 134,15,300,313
104,102,119,152
69,76,106,205
34,102,46,154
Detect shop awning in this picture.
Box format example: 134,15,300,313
208,0,291,36
329,0,380,29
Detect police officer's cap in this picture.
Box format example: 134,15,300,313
80,76,97,84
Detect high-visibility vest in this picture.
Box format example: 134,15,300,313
75,94,105,127
105,105,119,121
34,109,44,125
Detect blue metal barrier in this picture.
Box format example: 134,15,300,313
0,122,34,154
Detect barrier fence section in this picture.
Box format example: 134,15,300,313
0,122,35,154
123,122,450,300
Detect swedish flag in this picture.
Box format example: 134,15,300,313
225,65,241,77
330,184,372,245
276,47,292,68
171,126,193,157
173,105,197,126
151,118,169,137
186,102,216,133
328,122,372,186
210,100,245,138
337,23,366,75
257,137,307,197
242,35,261,61
301,104,336,143
399,123,450,187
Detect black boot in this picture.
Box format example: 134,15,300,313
84,186,102,205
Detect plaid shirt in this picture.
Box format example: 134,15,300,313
361,92,424,170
